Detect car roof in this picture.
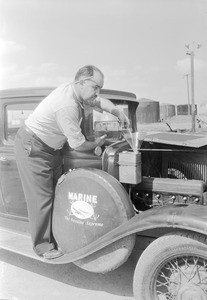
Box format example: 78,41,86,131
0,87,138,102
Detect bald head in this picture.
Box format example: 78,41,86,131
74,65,104,84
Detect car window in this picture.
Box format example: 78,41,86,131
5,102,38,143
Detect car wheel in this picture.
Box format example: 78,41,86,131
133,231,207,300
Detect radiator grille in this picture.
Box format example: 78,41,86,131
162,152,207,182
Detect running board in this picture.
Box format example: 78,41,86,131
0,227,44,261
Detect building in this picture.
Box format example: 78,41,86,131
177,104,197,115
160,103,176,120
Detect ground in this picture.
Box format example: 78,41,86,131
0,235,154,300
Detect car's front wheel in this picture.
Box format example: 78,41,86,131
133,231,207,300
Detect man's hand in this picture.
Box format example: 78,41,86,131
95,134,107,147
111,108,130,128
74,134,107,152
118,112,130,129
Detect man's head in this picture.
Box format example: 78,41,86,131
74,65,104,104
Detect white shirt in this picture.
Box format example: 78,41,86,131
25,83,87,149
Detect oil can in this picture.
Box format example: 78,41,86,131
118,151,142,184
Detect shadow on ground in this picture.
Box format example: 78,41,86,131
0,236,153,298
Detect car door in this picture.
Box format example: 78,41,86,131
0,98,39,218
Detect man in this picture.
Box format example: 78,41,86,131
14,65,129,259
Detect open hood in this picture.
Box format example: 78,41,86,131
144,132,207,148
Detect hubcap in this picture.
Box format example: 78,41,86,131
156,256,207,300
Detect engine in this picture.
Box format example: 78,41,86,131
131,177,207,211
102,141,207,212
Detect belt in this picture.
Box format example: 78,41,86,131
23,125,57,152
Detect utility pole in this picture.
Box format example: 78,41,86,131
184,74,190,115
185,42,202,132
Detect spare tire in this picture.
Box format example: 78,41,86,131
52,168,136,273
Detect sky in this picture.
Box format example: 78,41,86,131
0,0,207,108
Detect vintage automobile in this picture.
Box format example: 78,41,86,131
0,87,207,300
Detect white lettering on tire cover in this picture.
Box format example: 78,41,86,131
71,201,94,219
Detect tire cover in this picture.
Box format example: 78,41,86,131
52,168,136,273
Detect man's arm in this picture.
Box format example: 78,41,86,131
95,97,130,127
74,135,106,152
55,107,106,152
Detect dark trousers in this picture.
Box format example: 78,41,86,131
14,126,63,256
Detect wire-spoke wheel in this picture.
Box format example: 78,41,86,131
156,255,207,299
133,231,207,300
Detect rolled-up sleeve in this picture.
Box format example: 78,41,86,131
55,107,85,149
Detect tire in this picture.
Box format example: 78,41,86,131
53,168,136,273
133,231,207,300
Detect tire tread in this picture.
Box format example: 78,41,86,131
133,230,207,300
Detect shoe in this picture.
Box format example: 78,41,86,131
43,248,64,260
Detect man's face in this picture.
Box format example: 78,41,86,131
80,71,104,105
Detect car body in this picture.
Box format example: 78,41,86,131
0,87,207,299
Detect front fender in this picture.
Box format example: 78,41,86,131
48,204,207,264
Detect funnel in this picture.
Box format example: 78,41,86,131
122,129,146,153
